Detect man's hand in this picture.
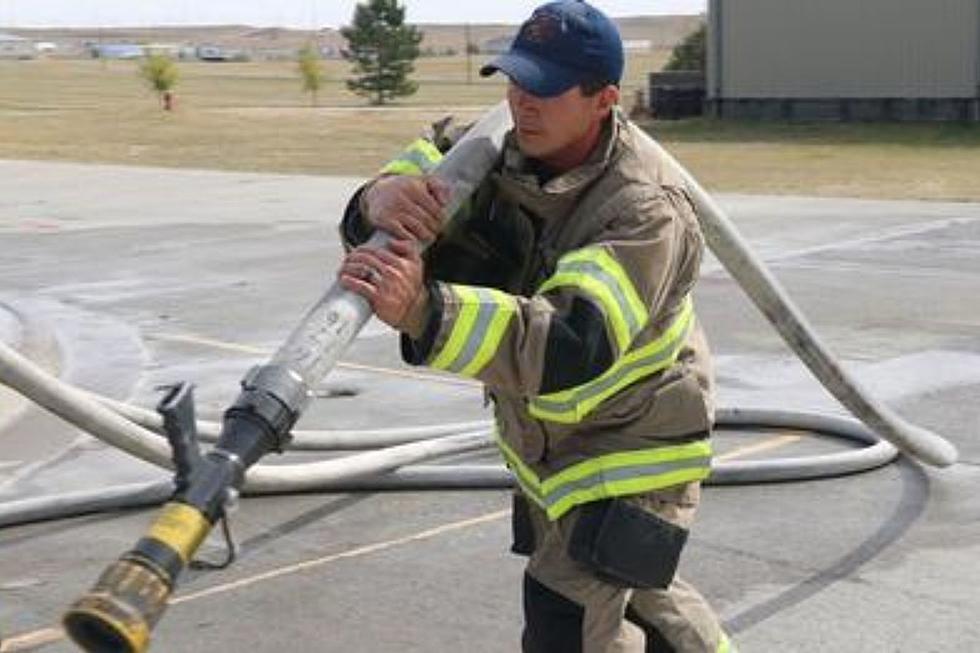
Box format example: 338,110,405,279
338,239,430,338
362,175,451,244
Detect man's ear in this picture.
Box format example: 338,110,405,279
597,85,620,117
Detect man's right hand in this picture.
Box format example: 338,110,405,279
362,175,451,244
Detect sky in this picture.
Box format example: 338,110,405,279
0,1,706,29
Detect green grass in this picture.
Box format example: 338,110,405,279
1,57,979,200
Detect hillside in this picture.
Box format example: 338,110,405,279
7,15,704,57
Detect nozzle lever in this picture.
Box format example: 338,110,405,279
157,382,202,491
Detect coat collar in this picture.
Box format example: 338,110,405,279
492,109,623,220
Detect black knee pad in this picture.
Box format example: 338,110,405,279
522,573,584,653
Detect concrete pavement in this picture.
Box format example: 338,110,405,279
1,159,978,652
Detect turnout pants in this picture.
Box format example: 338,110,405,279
514,482,732,653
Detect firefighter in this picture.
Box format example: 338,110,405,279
338,1,733,651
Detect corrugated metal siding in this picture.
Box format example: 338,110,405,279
715,0,979,98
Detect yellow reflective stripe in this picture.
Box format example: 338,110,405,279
542,438,711,494
379,138,443,175
542,440,711,520
559,247,647,328
429,285,516,378
530,296,694,424
493,429,712,521
494,430,548,509
408,138,443,168
548,467,710,520
717,631,735,653
538,247,649,353
429,285,481,370
380,159,423,175
540,272,632,351
458,288,517,377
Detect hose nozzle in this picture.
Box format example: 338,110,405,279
63,559,169,653
64,501,211,652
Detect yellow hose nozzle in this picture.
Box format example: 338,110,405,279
63,559,167,653
64,502,212,652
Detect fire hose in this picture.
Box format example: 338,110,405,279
0,100,957,652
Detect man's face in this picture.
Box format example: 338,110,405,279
506,81,611,161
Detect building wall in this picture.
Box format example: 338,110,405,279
0,36,36,59
709,0,980,100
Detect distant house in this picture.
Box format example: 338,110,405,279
0,32,36,60
144,43,181,58
195,45,248,62
480,36,513,54
623,39,652,51
196,45,229,61
91,43,144,60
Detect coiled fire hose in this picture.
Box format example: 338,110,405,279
0,100,956,653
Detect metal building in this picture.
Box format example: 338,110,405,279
0,32,36,60
706,0,980,121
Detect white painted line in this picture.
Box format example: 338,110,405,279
0,627,63,652
0,433,806,651
171,508,509,605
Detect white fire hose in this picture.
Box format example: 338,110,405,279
0,100,956,529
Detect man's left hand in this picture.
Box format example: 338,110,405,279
338,239,429,338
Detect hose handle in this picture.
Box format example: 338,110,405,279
156,382,202,491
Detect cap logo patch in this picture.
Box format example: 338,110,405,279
521,9,564,44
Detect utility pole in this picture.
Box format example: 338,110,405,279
311,0,318,49
464,22,472,85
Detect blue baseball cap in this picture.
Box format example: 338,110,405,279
480,0,624,98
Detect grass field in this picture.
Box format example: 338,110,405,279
2,56,979,201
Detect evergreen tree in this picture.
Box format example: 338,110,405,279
341,0,422,105
665,24,706,72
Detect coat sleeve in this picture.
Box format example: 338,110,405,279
338,131,451,249
402,186,703,403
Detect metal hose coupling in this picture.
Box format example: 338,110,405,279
63,501,211,653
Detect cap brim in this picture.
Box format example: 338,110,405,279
479,51,579,98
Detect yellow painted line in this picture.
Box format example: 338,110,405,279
171,508,508,604
0,509,509,652
0,627,63,652
716,433,804,462
149,332,480,388
1,434,803,651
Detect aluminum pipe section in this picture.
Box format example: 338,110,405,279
268,101,513,390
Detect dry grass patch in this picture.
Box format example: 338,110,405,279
2,58,979,200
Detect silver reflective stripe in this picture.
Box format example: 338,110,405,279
543,456,712,507
445,288,498,374
550,259,644,340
